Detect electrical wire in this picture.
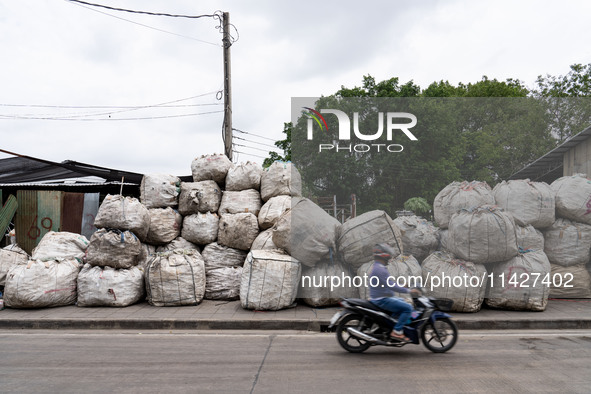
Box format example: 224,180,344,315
66,0,216,19
232,128,278,142
67,1,221,46
233,135,278,149
65,1,240,155
0,92,221,119
232,143,278,154
233,150,268,160
1,103,222,119
0,110,223,121
0,103,219,109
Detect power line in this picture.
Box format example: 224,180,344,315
0,103,220,109
233,135,278,149
0,91,219,109
67,1,221,46
232,128,278,142
232,142,279,154
0,110,223,121
66,0,216,19
0,103,222,119
233,150,268,160
0,92,221,119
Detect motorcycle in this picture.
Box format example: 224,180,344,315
328,293,458,353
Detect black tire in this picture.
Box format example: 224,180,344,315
421,317,458,353
335,314,373,353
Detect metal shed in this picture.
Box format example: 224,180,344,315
509,125,591,182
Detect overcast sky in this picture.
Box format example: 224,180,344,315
1,0,591,176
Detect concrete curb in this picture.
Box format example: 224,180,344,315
1,318,590,331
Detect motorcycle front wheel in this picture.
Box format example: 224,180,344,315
420,317,458,353
335,314,373,353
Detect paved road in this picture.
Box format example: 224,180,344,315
0,329,589,393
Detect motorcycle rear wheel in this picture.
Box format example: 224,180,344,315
420,317,458,353
335,314,373,353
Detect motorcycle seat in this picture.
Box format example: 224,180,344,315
345,298,393,314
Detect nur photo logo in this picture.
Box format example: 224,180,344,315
303,107,418,153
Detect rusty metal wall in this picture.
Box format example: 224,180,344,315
61,192,84,234
36,191,62,243
15,191,100,253
15,191,63,254
15,190,38,255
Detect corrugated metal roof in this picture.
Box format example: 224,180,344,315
0,181,137,187
0,149,191,184
509,125,591,181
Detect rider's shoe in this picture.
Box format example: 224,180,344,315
390,330,410,342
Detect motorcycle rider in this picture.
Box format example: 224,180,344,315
369,243,421,342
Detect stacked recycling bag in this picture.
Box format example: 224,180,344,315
79,194,148,307
544,174,591,299
14,154,591,316
4,231,87,308
428,179,556,311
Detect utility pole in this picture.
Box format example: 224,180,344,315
222,12,233,161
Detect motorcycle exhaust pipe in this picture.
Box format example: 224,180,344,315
346,327,379,343
346,327,401,347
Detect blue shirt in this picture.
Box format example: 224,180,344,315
368,261,410,300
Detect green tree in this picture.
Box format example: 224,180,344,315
535,63,591,97
263,122,292,168
270,67,591,214
534,63,591,141
403,197,432,217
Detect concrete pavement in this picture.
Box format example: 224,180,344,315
0,298,590,330
2,330,590,393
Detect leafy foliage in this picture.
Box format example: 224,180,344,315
403,197,431,216
263,122,292,168
533,63,591,141
266,64,591,213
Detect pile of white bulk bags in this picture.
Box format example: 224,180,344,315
86,229,141,269
422,251,487,313
140,174,180,209
258,195,290,230
182,212,220,245
272,197,340,267
552,173,591,225
94,195,151,241
260,161,302,202
492,179,555,228
145,250,206,306
486,249,551,311
336,210,403,271
298,259,357,307
393,215,438,263
0,245,28,286
433,181,494,228
356,254,422,302
543,218,591,267
178,181,222,215
4,259,81,308
145,208,182,245
218,213,259,251
202,243,246,301
77,264,144,307
225,162,262,191
31,231,89,261
447,206,518,264
240,250,301,310
218,189,262,216
191,153,233,184
81,227,144,307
